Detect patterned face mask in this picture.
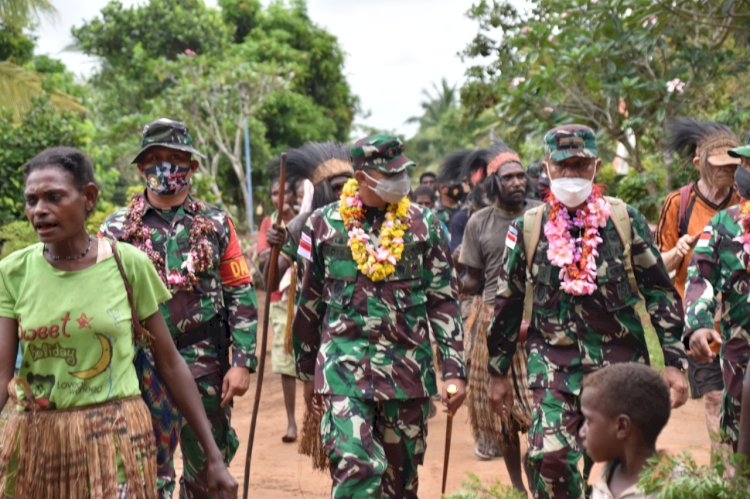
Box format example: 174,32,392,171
143,162,192,195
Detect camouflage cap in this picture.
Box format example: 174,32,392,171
729,145,750,159
350,133,415,174
543,124,598,162
132,118,206,164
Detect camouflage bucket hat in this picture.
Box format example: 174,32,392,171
350,133,415,174
543,124,598,162
132,118,206,164
730,145,750,159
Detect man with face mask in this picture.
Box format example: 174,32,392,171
458,142,540,490
487,124,688,499
100,118,258,498
292,133,466,498
684,141,750,454
655,117,740,459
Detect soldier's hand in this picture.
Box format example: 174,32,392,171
689,328,722,363
488,374,514,419
441,378,466,415
663,366,689,409
205,455,238,499
220,367,251,407
267,224,287,247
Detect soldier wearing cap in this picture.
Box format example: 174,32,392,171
487,124,688,498
100,118,258,498
684,138,750,453
292,133,467,497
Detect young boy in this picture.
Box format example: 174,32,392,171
580,363,671,499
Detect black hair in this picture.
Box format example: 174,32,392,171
419,171,437,183
583,363,671,444
23,147,98,191
666,116,736,159
413,184,437,202
461,148,491,181
437,150,471,186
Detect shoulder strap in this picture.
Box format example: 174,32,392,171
108,239,152,345
605,196,637,295
522,206,545,319
677,183,694,237
605,197,662,362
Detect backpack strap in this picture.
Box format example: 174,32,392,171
677,183,694,238
605,196,661,362
522,205,545,319
605,196,637,295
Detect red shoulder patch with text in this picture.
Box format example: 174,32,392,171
219,216,253,286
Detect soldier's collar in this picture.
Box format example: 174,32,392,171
141,190,200,216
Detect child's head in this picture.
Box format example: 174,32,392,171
580,363,671,463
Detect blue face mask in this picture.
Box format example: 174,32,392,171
143,162,191,195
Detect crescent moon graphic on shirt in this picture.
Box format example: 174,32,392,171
70,333,113,380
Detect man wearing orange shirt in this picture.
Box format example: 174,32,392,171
655,117,740,456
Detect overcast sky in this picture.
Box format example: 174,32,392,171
34,0,481,139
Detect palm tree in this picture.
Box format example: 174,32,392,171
0,0,56,29
0,1,83,118
406,78,457,129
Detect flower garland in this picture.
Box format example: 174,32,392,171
543,187,611,296
123,193,215,291
338,178,411,282
733,201,750,264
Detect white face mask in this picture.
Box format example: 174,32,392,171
363,171,411,204
549,166,596,207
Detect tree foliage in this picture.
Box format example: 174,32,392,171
0,97,91,222
70,0,357,230
461,0,750,173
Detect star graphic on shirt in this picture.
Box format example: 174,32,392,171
77,312,94,329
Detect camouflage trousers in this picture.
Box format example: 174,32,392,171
140,358,239,499
526,388,592,499
321,396,429,499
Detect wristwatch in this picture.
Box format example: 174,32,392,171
665,357,689,373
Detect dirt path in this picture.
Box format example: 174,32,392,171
179,341,712,498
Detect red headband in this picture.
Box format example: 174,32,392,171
487,151,521,175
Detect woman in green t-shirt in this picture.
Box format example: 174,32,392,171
0,147,237,498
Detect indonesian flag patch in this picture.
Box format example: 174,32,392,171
297,232,313,261
696,226,712,248
506,225,518,250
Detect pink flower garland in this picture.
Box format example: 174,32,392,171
544,189,611,296
733,201,750,265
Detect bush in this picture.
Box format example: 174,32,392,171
0,221,37,259
640,451,750,498
444,473,526,499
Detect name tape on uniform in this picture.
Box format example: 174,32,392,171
298,232,313,261
506,225,518,250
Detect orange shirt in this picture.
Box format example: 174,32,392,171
655,183,740,298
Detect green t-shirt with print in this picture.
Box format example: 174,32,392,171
0,240,171,410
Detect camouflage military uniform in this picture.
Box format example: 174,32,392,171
488,125,686,499
101,192,258,498
436,205,458,228
684,206,750,450
292,134,465,498
488,203,686,497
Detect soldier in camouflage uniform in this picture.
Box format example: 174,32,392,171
684,142,750,451
292,134,466,498
100,118,257,498
487,125,688,499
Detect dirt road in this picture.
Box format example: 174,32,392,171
178,347,711,498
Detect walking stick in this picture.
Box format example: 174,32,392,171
441,383,458,496
242,153,286,499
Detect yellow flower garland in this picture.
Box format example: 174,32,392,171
338,178,411,282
